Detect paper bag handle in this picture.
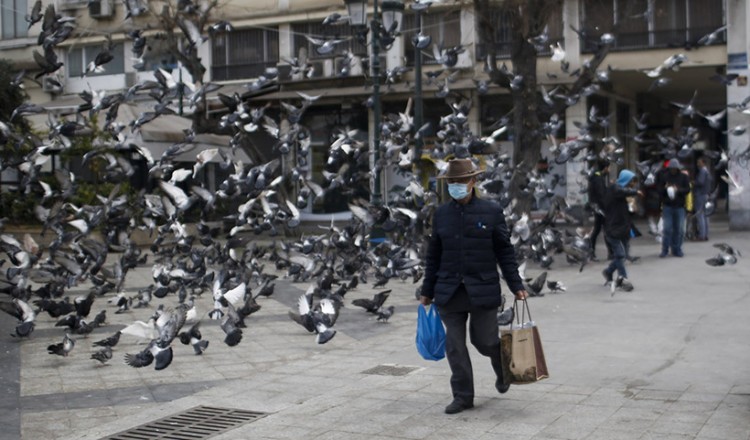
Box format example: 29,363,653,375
510,298,534,329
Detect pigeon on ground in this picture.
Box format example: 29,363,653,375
377,305,395,322
48,333,75,357
178,322,209,355
546,280,566,293
93,331,121,348
524,272,547,297
0,298,36,337
91,346,113,364
352,290,391,313
497,308,514,328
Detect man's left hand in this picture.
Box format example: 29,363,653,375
514,290,529,300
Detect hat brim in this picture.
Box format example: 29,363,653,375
436,169,483,179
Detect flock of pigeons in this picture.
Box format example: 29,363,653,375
0,1,745,371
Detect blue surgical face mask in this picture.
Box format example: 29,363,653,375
448,183,470,200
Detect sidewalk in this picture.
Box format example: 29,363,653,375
4,220,750,440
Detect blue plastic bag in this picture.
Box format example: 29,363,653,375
416,304,446,361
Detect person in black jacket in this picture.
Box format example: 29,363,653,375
602,169,641,294
693,157,712,240
658,159,691,257
588,158,612,260
420,158,528,415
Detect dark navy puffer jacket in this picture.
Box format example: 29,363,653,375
421,194,524,308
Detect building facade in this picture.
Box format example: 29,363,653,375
2,0,747,227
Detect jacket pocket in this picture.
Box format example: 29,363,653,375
465,270,499,285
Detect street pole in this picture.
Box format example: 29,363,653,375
370,0,383,207
413,9,423,183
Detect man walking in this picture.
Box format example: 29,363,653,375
658,159,691,257
693,157,711,241
602,169,640,294
420,158,528,415
588,158,611,260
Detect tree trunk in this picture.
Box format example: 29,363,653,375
508,9,541,214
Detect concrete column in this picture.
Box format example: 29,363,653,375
385,30,403,71
562,0,581,71
565,99,588,207
468,91,481,134
726,0,750,229
278,23,293,62
457,6,475,68
563,0,584,206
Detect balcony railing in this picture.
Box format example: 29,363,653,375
581,26,726,53
212,61,278,82
475,38,563,61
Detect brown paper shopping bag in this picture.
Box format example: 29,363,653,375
500,299,549,384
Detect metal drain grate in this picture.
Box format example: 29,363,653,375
361,364,421,376
103,406,267,440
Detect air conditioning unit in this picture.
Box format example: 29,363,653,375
42,76,64,94
335,56,363,77
88,0,114,18
59,0,87,10
126,0,145,16
308,60,325,79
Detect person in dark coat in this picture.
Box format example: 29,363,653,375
693,157,712,240
588,158,612,260
658,159,691,257
420,158,528,415
602,169,640,294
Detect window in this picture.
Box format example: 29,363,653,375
652,0,686,46
475,3,562,60
403,9,461,66
211,27,279,81
304,106,369,214
1,0,27,40
617,0,649,47
67,43,125,77
687,0,726,43
581,0,725,51
291,21,366,60
136,37,178,72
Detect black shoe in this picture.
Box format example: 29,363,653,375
445,399,474,414
496,378,510,394
614,276,634,292
626,256,640,263
602,269,613,285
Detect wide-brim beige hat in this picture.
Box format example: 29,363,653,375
437,158,483,179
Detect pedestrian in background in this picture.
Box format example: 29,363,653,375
693,157,712,241
602,169,640,293
658,159,691,257
643,167,663,243
588,158,611,261
420,158,528,415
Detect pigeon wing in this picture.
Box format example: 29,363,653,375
124,348,154,368
223,283,246,306
159,180,189,208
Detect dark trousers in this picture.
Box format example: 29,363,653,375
591,213,612,257
694,194,709,240
604,235,629,279
437,285,502,404
662,206,686,255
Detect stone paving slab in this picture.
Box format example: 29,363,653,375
3,220,750,440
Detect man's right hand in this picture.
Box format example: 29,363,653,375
419,296,433,306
